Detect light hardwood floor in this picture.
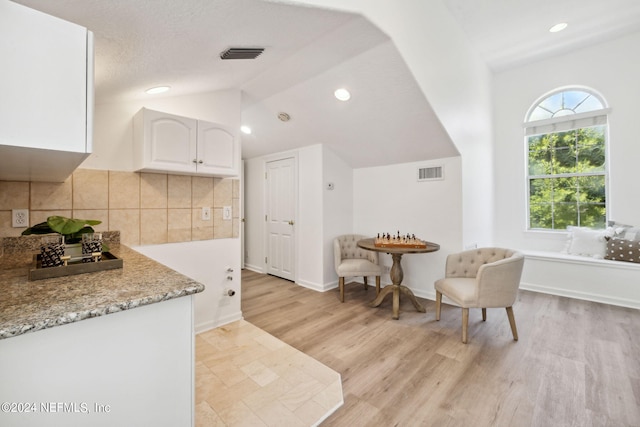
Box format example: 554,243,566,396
241,270,640,427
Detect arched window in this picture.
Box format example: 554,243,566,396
524,87,609,230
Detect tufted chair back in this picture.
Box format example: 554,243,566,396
333,234,382,302
434,247,524,343
334,234,377,271
445,247,519,278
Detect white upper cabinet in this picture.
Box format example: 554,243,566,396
0,0,93,182
133,108,240,177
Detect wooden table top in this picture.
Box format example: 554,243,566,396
357,238,440,254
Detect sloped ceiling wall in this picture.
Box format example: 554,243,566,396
13,0,458,168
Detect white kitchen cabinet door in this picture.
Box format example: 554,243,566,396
0,1,90,154
134,108,198,174
197,120,239,176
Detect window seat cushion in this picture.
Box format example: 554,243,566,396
605,238,640,264
560,223,640,263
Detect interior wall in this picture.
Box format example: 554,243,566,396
322,145,354,285
280,0,494,250
493,31,640,252
243,156,264,271
352,156,463,300
296,145,324,288
133,239,242,332
243,145,327,289
82,89,241,171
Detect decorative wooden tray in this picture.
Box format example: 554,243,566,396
29,252,123,281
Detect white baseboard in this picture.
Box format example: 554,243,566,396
244,263,264,274
296,278,335,292
245,270,640,310
520,282,640,310
194,311,243,334
415,281,640,310
406,286,462,309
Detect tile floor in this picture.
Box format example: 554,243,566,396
195,320,343,426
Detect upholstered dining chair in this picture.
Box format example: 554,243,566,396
434,247,525,344
334,234,383,302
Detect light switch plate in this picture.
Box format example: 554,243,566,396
223,206,232,220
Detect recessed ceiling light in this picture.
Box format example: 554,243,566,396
549,22,568,33
334,88,351,101
240,125,252,135
145,86,171,94
277,112,291,122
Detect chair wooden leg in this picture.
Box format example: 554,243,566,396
363,276,368,290
462,308,469,343
339,277,345,302
506,306,518,341
375,276,380,296
435,291,442,321
482,308,487,321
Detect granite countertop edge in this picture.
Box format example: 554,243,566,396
0,285,203,340
0,239,205,341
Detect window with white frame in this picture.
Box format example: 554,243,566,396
524,88,609,230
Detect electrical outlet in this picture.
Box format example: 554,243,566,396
382,265,391,273
201,207,211,221
12,209,29,228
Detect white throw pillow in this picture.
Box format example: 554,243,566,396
565,227,608,258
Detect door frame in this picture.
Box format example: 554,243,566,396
263,152,299,282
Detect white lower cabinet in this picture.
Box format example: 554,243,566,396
133,108,239,177
0,297,195,427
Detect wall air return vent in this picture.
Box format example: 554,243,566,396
220,48,265,60
417,166,444,182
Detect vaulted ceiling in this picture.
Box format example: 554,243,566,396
13,0,640,168
443,0,640,71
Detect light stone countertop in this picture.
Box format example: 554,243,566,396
0,237,204,340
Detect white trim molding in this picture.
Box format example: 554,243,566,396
520,251,640,310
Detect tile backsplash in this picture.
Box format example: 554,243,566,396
0,169,240,246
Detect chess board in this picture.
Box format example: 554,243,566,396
374,236,427,249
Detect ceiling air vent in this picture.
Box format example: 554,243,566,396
417,166,444,182
220,48,265,60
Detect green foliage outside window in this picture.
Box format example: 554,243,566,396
528,125,606,230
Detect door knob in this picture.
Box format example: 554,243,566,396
288,220,295,225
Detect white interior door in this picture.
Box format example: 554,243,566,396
265,157,296,281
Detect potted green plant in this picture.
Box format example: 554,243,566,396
22,216,106,257
22,216,101,242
